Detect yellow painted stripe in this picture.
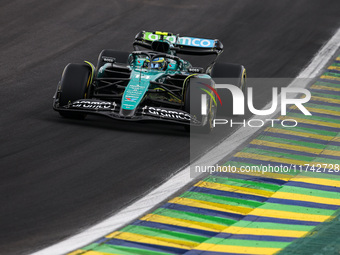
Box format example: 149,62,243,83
311,84,340,92
139,214,224,232
291,105,340,117
322,149,340,157
265,127,333,141
195,244,281,255
195,181,274,197
334,137,340,142
311,96,340,105
328,66,340,71
336,57,340,61
250,139,322,154
222,226,308,238
68,250,85,255
235,151,311,166
68,251,116,255
169,197,252,215
111,231,198,249
272,191,340,206
305,107,340,117
321,75,340,82
251,208,330,222
279,116,340,128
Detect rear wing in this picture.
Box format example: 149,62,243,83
133,31,223,56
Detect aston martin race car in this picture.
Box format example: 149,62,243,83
53,31,246,132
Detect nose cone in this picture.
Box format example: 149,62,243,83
119,108,136,117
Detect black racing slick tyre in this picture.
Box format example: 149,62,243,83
211,63,246,87
184,78,216,134
58,63,91,119
96,49,130,73
211,62,246,116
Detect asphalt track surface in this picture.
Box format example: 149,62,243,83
0,1,340,254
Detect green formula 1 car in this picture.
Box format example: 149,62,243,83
53,31,246,132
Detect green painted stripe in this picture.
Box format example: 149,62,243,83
325,145,340,151
120,225,206,243
315,80,340,88
311,91,340,100
298,171,340,180
260,203,335,215
205,175,281,191
233,220,315,231
287,112,340,124
323,71,340,77
153,208,237,226
241,147,315,162
205,238,289,248
83,243,173,255
304,102,340,112
312,157,340,164
180,191,264,208
256,135,326,149
279,186,340,199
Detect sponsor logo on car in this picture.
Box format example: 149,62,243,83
142,106,191,121
126,97,137,102
188,67,204,73
143,32,215,48
71,100,116,110
102,56,115,63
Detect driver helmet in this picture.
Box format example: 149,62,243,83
143,57,167,70
151,57,166,70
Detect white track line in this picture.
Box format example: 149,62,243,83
31,28,340,255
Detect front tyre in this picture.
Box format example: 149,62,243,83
211,62,246,116
184,78,216,134
58,63,91,119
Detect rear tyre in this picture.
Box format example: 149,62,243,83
184,78,215,134
58,63,91,119
96,49,130,73
211,62,246,116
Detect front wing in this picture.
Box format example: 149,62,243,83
53,99,201,126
